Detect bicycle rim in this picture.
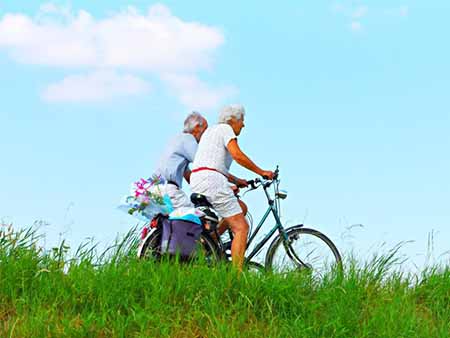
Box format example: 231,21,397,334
139,228,162,260
266,226,341,278
197,232,221,265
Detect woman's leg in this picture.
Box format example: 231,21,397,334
223,212,248,271
217,199,247,235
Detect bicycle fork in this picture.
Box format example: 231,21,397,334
272,206,311,270
280,230,312,270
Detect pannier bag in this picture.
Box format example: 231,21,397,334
161,219,203,258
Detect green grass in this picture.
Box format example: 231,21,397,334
1,225,449,337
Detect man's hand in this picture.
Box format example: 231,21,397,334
261,170,275,180
235,178,249,188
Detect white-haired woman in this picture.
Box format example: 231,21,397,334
190,104,274,270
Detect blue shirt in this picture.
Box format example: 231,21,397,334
154,133,198,188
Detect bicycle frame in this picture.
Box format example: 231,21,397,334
231,175,293,263
242,175,312,270
246,184,284,261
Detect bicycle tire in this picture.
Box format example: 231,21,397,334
265,225,342,276
138,228,222,264
245,260,265,274
138,228,163,260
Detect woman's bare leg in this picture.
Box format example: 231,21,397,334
223,213,249,271
217,199,248,235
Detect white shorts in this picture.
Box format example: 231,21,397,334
190,171,242,218
163,184,193,209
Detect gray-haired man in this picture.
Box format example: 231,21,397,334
154,112,208,209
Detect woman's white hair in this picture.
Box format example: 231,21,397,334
183,111,205,132
218,104,245,123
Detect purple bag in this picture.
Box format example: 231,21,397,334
161,219,203,257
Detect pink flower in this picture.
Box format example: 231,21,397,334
139,195,150,204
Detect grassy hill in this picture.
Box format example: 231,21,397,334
1,225,449,337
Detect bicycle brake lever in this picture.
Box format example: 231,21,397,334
247,179,257,190
242,180,258,197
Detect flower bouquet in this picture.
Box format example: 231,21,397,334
119,175,173,221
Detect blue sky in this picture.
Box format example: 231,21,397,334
1,1,449,268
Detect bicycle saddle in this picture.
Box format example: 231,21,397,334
190,193,219,225
190,193,213,208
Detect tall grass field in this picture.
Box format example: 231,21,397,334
1,225,449,337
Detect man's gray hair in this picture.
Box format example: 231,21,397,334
218,104,245,123
183,111,205,132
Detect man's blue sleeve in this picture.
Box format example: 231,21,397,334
183,135,197,163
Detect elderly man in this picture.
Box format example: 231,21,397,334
190,104,274,270
154,111,208,209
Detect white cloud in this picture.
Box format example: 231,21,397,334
41,70,151,102
0,4,223,71
0,4,235,106
162,73,237,110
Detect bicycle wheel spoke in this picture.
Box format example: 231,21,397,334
195,236,219,264
267,227,341,278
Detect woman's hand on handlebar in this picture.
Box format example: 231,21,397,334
245,167,278,191
260,170,275,180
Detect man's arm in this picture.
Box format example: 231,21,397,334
184,169,191,184
183,136,197,163
182,135,197,184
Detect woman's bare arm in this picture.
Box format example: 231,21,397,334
227,139,265,176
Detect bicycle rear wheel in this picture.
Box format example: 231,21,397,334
138,228,163,260
265,226,341,277
138,228,221,264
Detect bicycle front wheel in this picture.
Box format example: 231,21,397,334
265,226,341,277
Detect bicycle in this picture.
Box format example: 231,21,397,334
138,167,342,276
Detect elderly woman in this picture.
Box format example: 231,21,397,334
190,104,274,270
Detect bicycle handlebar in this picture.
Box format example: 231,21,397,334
245,166,279,191
246,179,257,190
